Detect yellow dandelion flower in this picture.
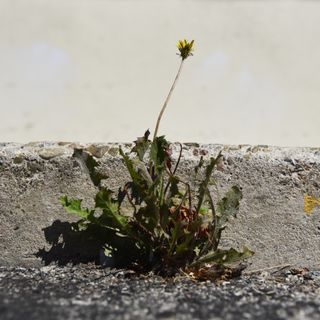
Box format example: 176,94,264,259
177,39,194,60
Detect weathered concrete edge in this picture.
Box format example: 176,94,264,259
0,142,320,270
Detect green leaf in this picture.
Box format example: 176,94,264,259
211,186,243,247
135,202,159,234
159,204,170,231
150,136,169,175
73,149,106,187
199,207,209,215
131,130,151,161
95,188,117,210
95,189,128,231
120,148,152,191
169,221,185,254
59,195,93,220
216,186,242,229
190,247,254,267
196,152,222,212
175,231,196,256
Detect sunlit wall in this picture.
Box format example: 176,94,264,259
1,0,319,146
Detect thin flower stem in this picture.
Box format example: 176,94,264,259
172,143,183,176
153,59,184,141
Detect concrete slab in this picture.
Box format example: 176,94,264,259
1,142,319,269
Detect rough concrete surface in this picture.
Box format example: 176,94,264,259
1,265,320,320
0,142,320,269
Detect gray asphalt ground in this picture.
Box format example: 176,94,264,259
1,265,320,320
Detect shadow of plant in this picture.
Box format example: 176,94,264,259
36,220,104,266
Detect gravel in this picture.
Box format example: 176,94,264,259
1,265,320,320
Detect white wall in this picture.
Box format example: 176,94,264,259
1,0,319,146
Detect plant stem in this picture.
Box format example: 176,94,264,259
153,59,184,141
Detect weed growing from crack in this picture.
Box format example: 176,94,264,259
60,40,253,281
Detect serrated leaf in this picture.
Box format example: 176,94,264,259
120,148,151,192
95,189,118,211
196,152,222,212
95,189,128,231
216,186,242,228
135,202,159,233
211,186,243,246
150,136,169,175
175,231,195,256
190,247,254,267
73,149,106,187
131,130,151,161
60,195,93,220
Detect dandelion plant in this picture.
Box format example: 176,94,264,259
60,39,253,281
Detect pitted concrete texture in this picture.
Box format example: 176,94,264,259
0,142,319,269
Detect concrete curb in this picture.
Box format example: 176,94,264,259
1,142,319,269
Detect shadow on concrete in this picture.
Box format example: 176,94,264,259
36,220,104,266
